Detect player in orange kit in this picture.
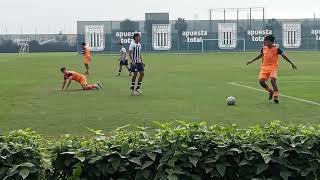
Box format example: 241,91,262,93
247,35,297,104
81,42,91,75
59,67,102,91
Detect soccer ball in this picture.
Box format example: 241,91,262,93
227,96,236,106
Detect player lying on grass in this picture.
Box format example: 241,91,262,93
129,33,145,95
247,35,297,104
116,43,132,76
81,42,91,75
59,67,102,91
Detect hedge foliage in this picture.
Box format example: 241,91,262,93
1,121,320,180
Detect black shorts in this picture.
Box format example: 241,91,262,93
130,63,144,73
120,59,128,66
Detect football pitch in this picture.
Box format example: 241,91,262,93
1,52,320,136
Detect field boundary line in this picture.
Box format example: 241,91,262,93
233,81,320,84
228,82,320,106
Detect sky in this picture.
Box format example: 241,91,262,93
0,0,319,34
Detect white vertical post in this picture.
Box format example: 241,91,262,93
201,40,204,53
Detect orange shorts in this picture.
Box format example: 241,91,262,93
259,70,278,80
78,75,87,86
84,57,91,64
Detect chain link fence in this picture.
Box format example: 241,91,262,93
0,18,319,53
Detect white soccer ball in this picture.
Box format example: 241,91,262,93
227,96,236,106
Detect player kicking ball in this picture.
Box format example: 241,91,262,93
59,67,102,91
247,35,297,104
129,33,144,96
81,42,91,75
116,43,132,76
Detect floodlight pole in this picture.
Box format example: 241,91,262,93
263,8,265,25
209,9,212,32
314,13,316,28
5,26,7,40
237,9,239,28
249,8,252,28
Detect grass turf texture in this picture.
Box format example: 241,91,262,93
0,52,320,136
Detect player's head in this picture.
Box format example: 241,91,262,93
133,33,141,42
81,42,86,47
264,35,275,48
119,42,123,48
60,67,67,74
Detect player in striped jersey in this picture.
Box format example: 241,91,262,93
129,33,144,95
116,43,132,76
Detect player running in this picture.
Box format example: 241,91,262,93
116,43,132,76
246,35,297,104
81,42,91,75
59,67,102,91
129,33,144,96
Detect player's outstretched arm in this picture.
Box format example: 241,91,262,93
60,80,66,91
281,54,297,70
65,79,72,91
247,54,263,65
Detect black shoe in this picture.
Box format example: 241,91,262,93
268,90,274,100
274,96,279,104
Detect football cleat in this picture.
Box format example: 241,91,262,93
135,89,142,95
130,89,135,96
96,82,103,89
268,90,274,100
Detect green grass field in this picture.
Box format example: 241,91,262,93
1,52,320,136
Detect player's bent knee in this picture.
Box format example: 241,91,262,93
81,84,87,90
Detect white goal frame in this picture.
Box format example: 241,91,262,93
18,42,30,54
201,38,246,53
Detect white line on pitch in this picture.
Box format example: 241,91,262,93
228,82,320,106
233,81,320,84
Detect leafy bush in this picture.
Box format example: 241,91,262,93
1,121,320,180
0,129,46,180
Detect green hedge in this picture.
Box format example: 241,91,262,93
1,121,320,180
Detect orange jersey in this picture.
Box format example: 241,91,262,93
64,71,86,84
83,46,91,58
260,46,284,72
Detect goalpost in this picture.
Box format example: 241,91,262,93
18,42,30,54
201,38,246,53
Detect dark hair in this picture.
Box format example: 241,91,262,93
81,42,86,46
119,42,123,46
264,35,275,43
133,33,140,40
60,67,66,72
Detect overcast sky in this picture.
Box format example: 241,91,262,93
0,0,319,34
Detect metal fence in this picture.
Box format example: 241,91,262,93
0,18,320,53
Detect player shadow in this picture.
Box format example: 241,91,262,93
60,89,100,93
64,89,84,92
116,75,131,78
